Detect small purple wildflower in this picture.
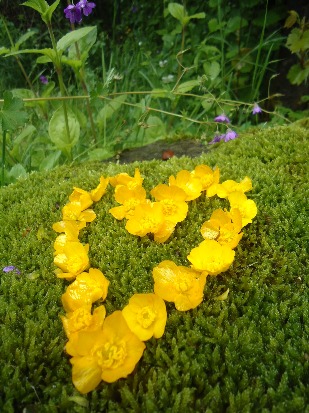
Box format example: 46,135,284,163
77,0,96,16
39,75,48,85
64,4,83,24
252,103,262,115
209,134,224,144
223,129,238,142
3,265,20,274
214,114,230,123
131,5,138,13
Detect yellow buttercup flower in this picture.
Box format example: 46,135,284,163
169,169,203,201
62,202,96,223
109,185,148,220
200,208,243,249
68,311,146,393
54,241,90,279
191,164,220,192
61,305,106,339
122,293,167,341
150,184,188,224
153,219,176,243
187,239,235,275
228,191,257,227
109,168,143,189
125,202,165,238
62,268,110,312
207,176,252,198
153,260,207,311
69,187,93,211
52,220,86,236
90,176,110,202
54,233,80,255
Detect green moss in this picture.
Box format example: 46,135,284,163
0,124,308,412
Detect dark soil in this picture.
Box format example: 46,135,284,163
108,139,209,164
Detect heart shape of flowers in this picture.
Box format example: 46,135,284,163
52,164,257,394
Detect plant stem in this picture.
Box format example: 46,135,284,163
1,130,6,186
46,22,72,159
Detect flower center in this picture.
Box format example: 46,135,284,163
175,276,192,292
96,341,127,369
137,306,156,328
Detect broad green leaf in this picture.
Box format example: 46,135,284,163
12,125,36,146
150,89,172,99
174,79,200,93
201,94,214,111
39,150,62,171
42,0,61,24
8,163,28,180
0,91,28,132
97,95,127,130
287,63,309,85
87,148,115,161
36,55,52,64
168,3,186,24
57,26,97,52
68,26,97,64
203,61,221,81
286,28,309,53
61,56,83,70
48,106,80,156
185,12,206,25
11,89,36,107
22,0,48,15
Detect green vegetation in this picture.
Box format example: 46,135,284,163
0,122,308,412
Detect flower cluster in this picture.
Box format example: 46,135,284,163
53,164,257,393
64,0,96,24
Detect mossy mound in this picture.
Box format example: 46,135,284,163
0,124,308,413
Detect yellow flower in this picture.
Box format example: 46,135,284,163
125,202,165,237
200,208,243,249
191,164,220,191
54,232,80,255
109,185,148,220
153,220,176,243
61,305,106,339
62,268,110,312
52,220,86,236
68,311,146,392
150,184,188,224
54,241,90,279
207,176,252,198
187,239,235,275
69,187,93,211
90,176,110,202
122,293,167,341
62,202,96,223
153,260,207,311
169,170,203,201
228,191,257,227
109,168,143,189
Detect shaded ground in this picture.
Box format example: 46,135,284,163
108,138,208,164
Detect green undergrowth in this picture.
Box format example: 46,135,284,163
0,123,308,413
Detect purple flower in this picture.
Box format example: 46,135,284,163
252,103,262,115
64,4,83,24
214,114,230,123
77,0,96,16
223,129,238,142
39,75,48,85
3,265,20,274
209,134,224,144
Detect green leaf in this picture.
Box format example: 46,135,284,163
87,148,115,161
15,30,37,49
286,28,309,53
168,3,186,24
61,56,83,70
8,163,28,180
57,26,97,53
0,91,28,132
284,10,299,29
174,79,200,93
42,0,61,24
203,61,221,81
39,150,62,171
97,95,127,130
68,26,97,64
0,47,10,56
287,63,309,85
5,48,57,64
48,106,80,156
22,0,48,15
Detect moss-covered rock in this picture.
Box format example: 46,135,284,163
0,124,308,412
